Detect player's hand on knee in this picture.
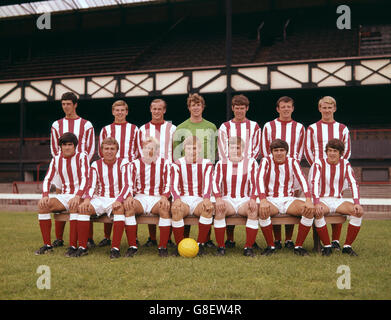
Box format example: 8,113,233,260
248,198,258,213
202,198,214,213
259,199,270,219
314,203,324,219
69,196,81,212
302,198,314,218
215,198,226,214
353,204,364,218
124,197,134,212
38,197,50,210
159,196,170,212
79,199,92,214
171,198,182,212
112,201,122,212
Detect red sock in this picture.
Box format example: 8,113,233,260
104,223,112,239
285,224,294,241
55,220,66,240
226,225,235,241
261,224,274,247
148,224,157,241
245,227,258,248
88,221,94,239
344,224,361,246
39,218,52,246
295,223,311,247
331,223,342,241
172,226,184,245
125,225,137,247
197,223,212,244
273,225,282,241
316,225,331,246
158,226,171,248
69,218,78,248
214,227,226,248
77,216,90,249
112,220,125,250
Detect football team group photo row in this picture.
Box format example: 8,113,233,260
35,91,364,259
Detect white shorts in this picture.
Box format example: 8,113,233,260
51,193,77,211
180,195,203,215
222,196,250,213
90,196,117,217
267,196,297,214
134,194,161,213
319,197,347,213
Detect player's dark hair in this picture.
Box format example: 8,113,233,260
276,96,294,108
61,92,78,104
59,132,78,147
270,139,289,153
325,138,344,155
232,94,249,107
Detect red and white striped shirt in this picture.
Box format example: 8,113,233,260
85,157,129,201
261,118,305,161
42,152,89,197
212,157,258,199
311,158,360,205
129,157,171,198
218,119,261,160
98,122,139,161
256,155,310,199
305,120,351,166
50,117,95,161
170,157,214,201
138,121,176,162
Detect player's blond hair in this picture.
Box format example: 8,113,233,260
112,100,128,111
150,98,167,109
141,136,160,150
228,136,245,149
318,96,336,108
187,93,205,108
183,135,202,150
101,137,119,150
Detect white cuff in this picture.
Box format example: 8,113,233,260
214,218,226,228
172,219,184,228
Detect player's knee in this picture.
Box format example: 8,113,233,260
113,205,124,215
202,209,213,219
171,204,182,216
171,209,182,221
159,209,171,219
248,210,258,220
215,211,225,220
303,210,314,219
125,209,135,217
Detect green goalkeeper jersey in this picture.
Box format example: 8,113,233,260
173,118,218,163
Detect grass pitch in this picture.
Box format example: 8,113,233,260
1,211,390,300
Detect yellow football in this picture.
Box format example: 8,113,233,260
178,238,199,258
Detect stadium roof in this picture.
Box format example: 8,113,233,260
0,0,158,19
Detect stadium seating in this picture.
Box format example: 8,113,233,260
360,24,391,56
4,14,391,81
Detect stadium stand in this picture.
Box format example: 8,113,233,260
359,24,391,56
1,10,391,81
